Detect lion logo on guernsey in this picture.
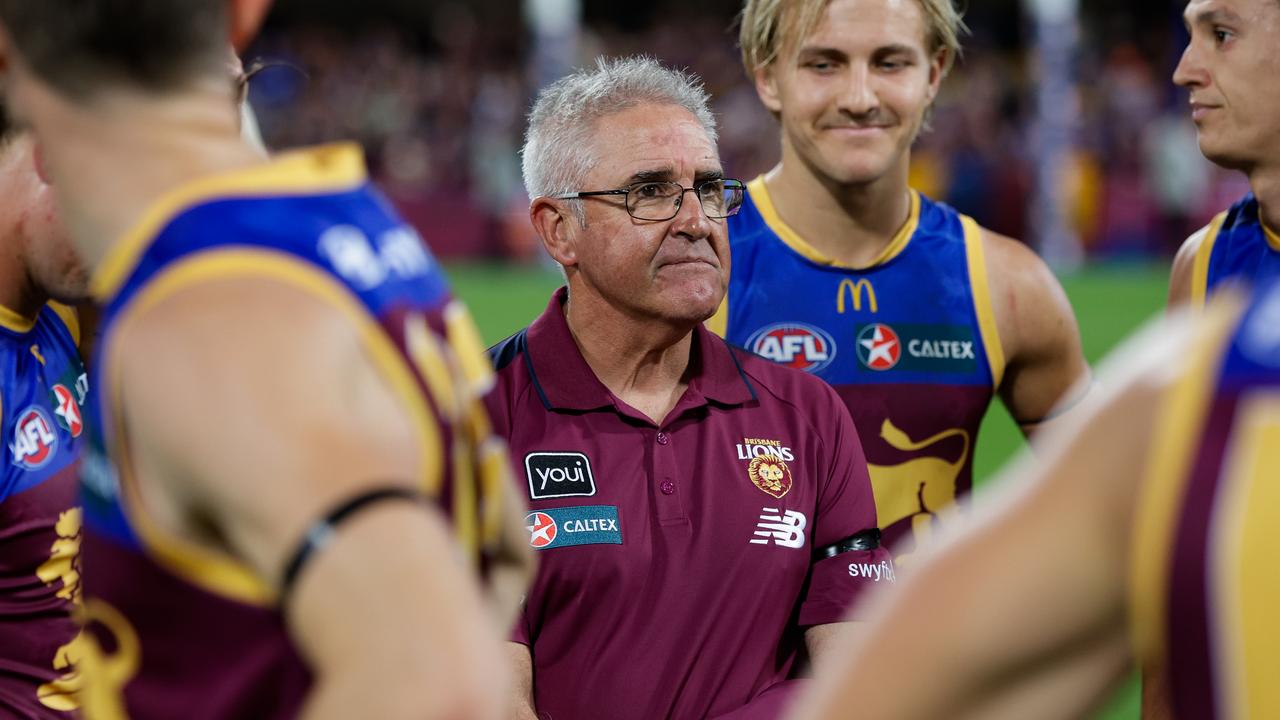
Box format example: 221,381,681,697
11,406,58,469
526,512,558,548
857,324,901,371
746,323,837,373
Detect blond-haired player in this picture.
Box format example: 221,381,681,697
711,0,1089,562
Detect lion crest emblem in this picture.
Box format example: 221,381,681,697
748,456,793,499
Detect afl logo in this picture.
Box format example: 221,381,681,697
10,406,58,469
857,324,902,371
746,323,837,373
525,512,558,549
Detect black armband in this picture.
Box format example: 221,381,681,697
814,528,882,559
280,487,424,605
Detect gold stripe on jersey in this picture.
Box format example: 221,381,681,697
1130,289,1244,666
705,296,728,337
92,143,369,302
445,301,497,396
105,248,445,605
1210,393,1280,720
1190,211,1229,310
1265,221,1280,253
0,303,37,333
745,176,921,270
48,303,80,347
961,216,1005,388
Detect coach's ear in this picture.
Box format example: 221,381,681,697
530,197,579,269
754,65,783,115
228,0,274,52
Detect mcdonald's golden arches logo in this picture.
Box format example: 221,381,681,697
837,278,878,314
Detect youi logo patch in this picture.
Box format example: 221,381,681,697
525,452,597,500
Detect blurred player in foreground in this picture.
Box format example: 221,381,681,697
713,0,1089,564
0,110,90,717
1168,0,1280,307
786,276,1280,719
0,1,530,718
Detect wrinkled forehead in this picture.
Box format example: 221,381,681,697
586,104,722,185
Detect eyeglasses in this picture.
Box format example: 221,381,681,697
551,179,746,221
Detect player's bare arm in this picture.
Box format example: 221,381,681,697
785,311,1209,720
115,277,508,720
804,623,857,666
507,642,538,720
1167,227,1210,308
983,229,1090,438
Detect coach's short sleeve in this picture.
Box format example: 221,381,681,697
798,383,895,626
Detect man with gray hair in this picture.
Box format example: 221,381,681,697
487,56,891,720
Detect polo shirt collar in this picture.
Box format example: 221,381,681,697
524,287,756,413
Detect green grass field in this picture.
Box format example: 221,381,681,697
446,260,1172,720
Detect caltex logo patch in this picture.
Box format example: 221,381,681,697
524,506,622,551
11,406,58,470
747,323,837,373
857,324,901,371
526,512,558,548
51,385,83,438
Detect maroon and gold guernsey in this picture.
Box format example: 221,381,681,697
487,289,892,720
1132,279,1280,719
0,302,86,718
78,145,513,719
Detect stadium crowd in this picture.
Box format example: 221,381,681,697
245,0,1246,261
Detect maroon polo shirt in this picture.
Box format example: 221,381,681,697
486,288,892,720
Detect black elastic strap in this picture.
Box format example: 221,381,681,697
280,487,423,604
815,528,882,559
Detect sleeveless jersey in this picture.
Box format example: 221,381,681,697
0,303,85,718
1132,279,1280,720
710,178,1003,563
1189,193,1280,308
79,144,511,719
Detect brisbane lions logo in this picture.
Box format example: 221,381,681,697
748,456,793,499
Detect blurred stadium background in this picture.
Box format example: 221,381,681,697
246,1,1221,716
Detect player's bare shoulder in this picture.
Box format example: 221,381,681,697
1168,221,1216,308
112,273,422,509
978,227,1082,372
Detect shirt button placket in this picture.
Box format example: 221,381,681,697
653,429,684,524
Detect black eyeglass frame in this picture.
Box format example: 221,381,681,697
550,178,747,221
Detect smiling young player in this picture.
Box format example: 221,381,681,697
711,0,1090,561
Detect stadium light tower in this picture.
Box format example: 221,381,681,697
525,0,581,90
1025,0,1083,270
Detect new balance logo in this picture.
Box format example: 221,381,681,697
749,508,807,548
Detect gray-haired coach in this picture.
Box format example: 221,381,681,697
486,57,893,720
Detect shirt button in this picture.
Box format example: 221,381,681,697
656,432,670,445
660,481,676,495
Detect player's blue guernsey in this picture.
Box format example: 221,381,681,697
78,144,511,719
1133,278,1280,719
0,302,86,717
710,178,1003,563
1190,193,1280,308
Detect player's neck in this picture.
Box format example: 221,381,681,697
765,150,912,268
39,82,264,284
0,259,45,323
1249,164,1280,234
0,143,48,321
562,287,694,424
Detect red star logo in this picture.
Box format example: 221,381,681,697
52,385,83,438
858,324,901,371
525,512,558,549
